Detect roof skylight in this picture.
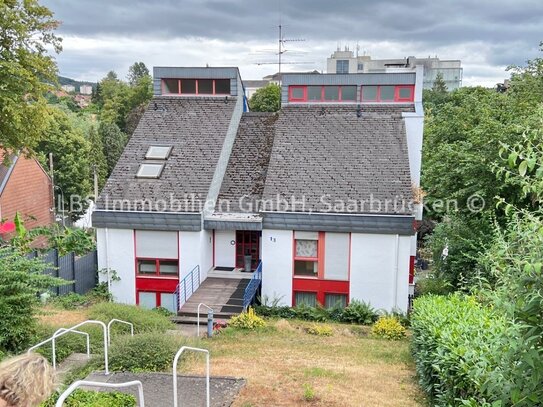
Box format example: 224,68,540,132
136,163,165,179
145,146,172,160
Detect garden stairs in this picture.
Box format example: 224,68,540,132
172,269,252,325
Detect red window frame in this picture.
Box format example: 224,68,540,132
288,85,306,102
361,85,415,103
288,85,357,103
292,231,350,307
136,290,175,309
293,290,319,306
161,79,230,96
293,232,325,279
136,258,179,279
395,85,415,102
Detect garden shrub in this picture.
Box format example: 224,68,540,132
411,294,511,406
49,293,89,309
371,316,406,340
229,307,266,330
41,389,135,406
255,300,378,325
306,323,333,336
108,332,186,372
414,273,452,296
0,247,65,353
255,305,297,319
88,303,174,333
152,306,175,317
339,300,378,325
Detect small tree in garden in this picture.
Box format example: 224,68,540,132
0,247,65,353
249,84,281,112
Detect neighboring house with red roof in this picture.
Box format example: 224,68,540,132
0,152,54,243
93,66,424,315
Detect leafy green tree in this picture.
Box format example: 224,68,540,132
426,213,495,289
0,246,64,352
249,84,281,112
88,125,108,191
0,0,62,154
127,61,150,85
99,121,127,175
507,42,543,114
423,72,451,109
37,108,92,220
422,87,520,219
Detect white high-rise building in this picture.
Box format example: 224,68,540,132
327,48,462,90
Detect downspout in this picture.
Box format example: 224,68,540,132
105,228,111,297
393,234,400,310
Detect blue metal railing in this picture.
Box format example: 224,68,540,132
242,261,262,310
173,265,200,311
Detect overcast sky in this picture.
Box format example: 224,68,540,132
42,0,543,87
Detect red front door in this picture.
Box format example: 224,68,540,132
235,231,261,270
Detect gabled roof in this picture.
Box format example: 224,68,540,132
216,112,277,213
96,96,237,212
261,105,414,215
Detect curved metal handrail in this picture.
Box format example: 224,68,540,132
107,319,134,345
28,320,109,374
55,380,145,407
197,303,214,337
172,346,209,407
52,328,91,363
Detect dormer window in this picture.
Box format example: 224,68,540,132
361,85,414,102
288,85,357,103
145,146,172,160
136,163,164,179
162,79,231,96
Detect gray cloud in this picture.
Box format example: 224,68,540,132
41,0,542,83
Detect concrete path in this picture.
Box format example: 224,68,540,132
56,353,90,382
83,371,245,407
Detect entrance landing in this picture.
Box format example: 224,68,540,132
172,275,250,325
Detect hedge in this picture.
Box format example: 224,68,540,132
88,303,174,333
411,294,514,406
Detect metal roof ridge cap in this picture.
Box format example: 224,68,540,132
260,211,414,218
93,209,202,215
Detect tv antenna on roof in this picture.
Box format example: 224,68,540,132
253,25,311,85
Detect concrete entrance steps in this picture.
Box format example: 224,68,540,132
56,353,90,382
172,277,250,325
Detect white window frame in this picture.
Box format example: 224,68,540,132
136,163,165,179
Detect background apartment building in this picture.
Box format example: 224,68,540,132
327,48,462,90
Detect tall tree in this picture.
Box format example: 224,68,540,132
127,62,150,85
99,121,127,175
37,107,92,220
432,72,448,93
249,84,281,112
87,125,108,192
0,0,62,155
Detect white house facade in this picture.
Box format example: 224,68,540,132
93,66,424,314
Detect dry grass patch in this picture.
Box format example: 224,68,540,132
37,306,90,328
185,320,424,406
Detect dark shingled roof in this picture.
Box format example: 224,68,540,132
261,104,415,215
96,96,236,212
216,112,277,213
